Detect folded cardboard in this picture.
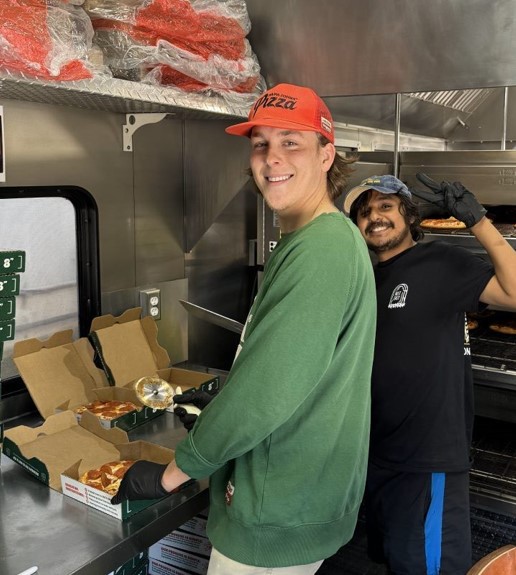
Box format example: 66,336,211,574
157,367,219,396
13,328,162,430
61,432,175,519
159,530,212,557
89,308,170,387
176,513,208,538
89,307,219,395
148,557,191,575
2,410,176,520
149,543,210,575
2,410,128,490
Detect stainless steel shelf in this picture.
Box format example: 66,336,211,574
0,411,209,575
0,70,250,119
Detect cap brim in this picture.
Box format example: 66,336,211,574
343,185,401,214
225,118,334,143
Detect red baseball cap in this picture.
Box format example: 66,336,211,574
225,83,335,144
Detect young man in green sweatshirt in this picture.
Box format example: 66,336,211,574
112,83,377,575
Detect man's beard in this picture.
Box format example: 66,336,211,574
365,222,412,254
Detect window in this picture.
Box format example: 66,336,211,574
0,186,100,395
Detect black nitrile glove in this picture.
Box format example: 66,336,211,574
173,389,217,432
110,460,169,504
414,173,487,228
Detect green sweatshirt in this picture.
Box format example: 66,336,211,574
175,212,376,567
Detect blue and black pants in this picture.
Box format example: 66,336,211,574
365,461,472,575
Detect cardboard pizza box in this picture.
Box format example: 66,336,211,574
12,328,162,431
1,410,128,491
89,307,219,394
2,410,177,520
88,307,170,387
61,419,176,521
156,367,219,396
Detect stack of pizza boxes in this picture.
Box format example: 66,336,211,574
0,249,25,457
148,508,212,575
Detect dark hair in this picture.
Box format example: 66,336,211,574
244,133,358,201
349,189,425,241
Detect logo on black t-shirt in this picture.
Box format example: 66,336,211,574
388,283,408,308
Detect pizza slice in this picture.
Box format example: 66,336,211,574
420,216,466,230
79,460,135,495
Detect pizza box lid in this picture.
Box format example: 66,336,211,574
1,410,129,491
88,307,170,387
13,330,110,419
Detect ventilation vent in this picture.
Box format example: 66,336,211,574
406,88,495,114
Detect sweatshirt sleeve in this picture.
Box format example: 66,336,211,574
175,218,367,478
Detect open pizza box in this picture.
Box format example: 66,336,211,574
1,410,176,520
12,329,155,431
89,307,220,400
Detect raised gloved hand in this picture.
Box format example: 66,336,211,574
110,460,169,504
414,173,487,228
173,389,217,432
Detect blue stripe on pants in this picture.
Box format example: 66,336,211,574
425,472,445,575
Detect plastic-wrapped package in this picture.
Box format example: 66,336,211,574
84,0,265,102
0,0,108,81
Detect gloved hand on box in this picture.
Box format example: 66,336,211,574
414,172,487,228
110,460,169,504
173,388,218,432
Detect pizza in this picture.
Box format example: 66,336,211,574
489,318,516,335
467,318,479,331
79,460,135,495
420,217,466,230
73,400,138,420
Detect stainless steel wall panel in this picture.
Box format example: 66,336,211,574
184,119,250,252
101,278,188,366
246,0,516,97
186,187,257,370
400,151,516,205
133,118,185,285
0,100,135,292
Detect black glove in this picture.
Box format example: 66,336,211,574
173,389,217,432
414,173,487,228
110,460,169,504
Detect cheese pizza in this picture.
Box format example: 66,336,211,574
420,217,466,230
73,399,138,420
467,318,479,331
79,460,135,495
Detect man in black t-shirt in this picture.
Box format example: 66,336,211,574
343,174,516,575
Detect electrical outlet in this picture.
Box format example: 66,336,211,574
140,288,161,320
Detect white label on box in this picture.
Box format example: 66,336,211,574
160,530,212,556
148,558,191,575
149,543,210,575
61,475,122,519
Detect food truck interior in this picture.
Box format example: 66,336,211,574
1,1,516,574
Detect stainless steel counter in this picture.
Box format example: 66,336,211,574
0,411,209,575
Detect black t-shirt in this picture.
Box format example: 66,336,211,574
370,241,494,472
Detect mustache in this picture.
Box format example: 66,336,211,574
365,220,393,234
